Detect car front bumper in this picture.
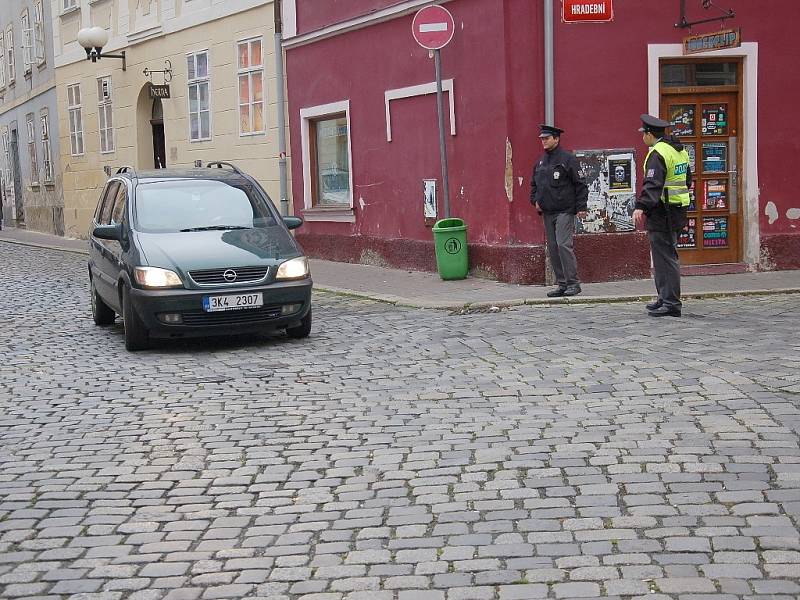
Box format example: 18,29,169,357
128,278,312,339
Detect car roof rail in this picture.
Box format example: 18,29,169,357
206,161,242,174
116,166,136,175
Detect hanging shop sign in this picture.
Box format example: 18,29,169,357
149,85,171,99
562,0,614,23
683,28,741,55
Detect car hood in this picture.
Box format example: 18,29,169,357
136,228,301,272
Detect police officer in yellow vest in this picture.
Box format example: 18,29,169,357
633,114,692,317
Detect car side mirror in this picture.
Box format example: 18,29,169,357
283,216,304,230
93,223,122,241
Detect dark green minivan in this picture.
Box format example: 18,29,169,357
88,163,312,351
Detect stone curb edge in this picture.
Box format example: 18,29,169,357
5,238,799,310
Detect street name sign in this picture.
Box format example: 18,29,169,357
562,0,614,23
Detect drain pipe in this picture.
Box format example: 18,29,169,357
544,0,554,125
274,1,289,215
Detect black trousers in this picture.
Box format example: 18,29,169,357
648,229,681,309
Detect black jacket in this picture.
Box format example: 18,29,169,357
530,145,588,214
635,137,692,233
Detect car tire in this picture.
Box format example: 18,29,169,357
123,286,150,351
286,308,312,339
91,279,116,326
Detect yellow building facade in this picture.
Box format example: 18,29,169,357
52,0,288,238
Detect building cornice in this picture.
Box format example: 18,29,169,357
283,0,454,50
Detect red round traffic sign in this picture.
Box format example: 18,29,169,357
412,5,455,50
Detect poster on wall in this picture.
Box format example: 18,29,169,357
703,179,728,209
685,143,696,172
677,217,697,249
608,157,633,192
702,142,727,172
670,104,695,137
574,148,636,233
702,104,728,135
423,179,437,218
688,182,697,212
703,216,728,247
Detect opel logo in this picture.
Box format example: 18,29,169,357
223,269,237,282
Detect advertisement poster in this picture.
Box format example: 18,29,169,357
423,179,437,218
703,216,728,247
677,217,697,249
670,104,695,137
685,143,696,172
702,142,727,172
702,104,728,135
574,149,637,233
688,182,697,212
704,179,728,209
608,157,633,192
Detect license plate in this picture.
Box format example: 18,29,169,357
202,292,263,312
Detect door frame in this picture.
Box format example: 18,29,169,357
648,42,759,266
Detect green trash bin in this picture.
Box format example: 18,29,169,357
432,218,468,280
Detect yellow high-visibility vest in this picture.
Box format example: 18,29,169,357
645,141,691,207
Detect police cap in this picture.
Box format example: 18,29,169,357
539,124,564,138
638,114,670,134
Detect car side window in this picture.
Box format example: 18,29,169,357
110,184,128,225
99,181,120,225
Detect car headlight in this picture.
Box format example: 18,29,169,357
134,266,183,288
275,256,310,280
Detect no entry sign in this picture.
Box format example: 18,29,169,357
412,5,455,50
562,0,614,23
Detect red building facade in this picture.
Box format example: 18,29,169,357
282,0,800,283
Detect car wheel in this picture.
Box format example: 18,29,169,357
123,286,150,351
91,279,116,326
286,308,312,339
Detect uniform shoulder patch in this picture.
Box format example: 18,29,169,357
646,168,655,178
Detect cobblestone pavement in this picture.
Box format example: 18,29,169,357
2,243,800,600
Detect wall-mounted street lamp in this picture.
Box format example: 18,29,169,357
77,26,126,71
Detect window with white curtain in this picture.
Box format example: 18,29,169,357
67,83,84,156
40,110,53,182
97,76,114,153
237,38,265,136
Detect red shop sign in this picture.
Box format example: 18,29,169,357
562,0,614,23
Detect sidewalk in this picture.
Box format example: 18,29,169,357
3,226,800,310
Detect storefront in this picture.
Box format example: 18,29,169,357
283,0,800,283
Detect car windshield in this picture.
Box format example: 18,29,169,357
134,179,278,233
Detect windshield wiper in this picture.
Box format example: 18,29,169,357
179,225,250,232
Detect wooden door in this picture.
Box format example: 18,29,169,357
660,92,741,264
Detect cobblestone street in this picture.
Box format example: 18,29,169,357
2,243,800,600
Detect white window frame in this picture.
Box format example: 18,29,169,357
187,50,211,142
6,26,15,84
67,83,84,156
299,100,354,219
40,110,53,183
97,76,115,154
21,9,32,73
62,0,77,11
237,37,265,137
0,32,6,89
26,113,39,185
33,0,45,66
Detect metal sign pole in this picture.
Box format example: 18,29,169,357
434,48,451,219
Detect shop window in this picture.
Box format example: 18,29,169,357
187,50,211,141
67,83,84,156
237,37,265,136
308,112,351,207
661,61,737,88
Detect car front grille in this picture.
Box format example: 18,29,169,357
181,305,283,326
188,266,270,286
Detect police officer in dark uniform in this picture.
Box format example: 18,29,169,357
530,124,588,297
634,114,692,317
